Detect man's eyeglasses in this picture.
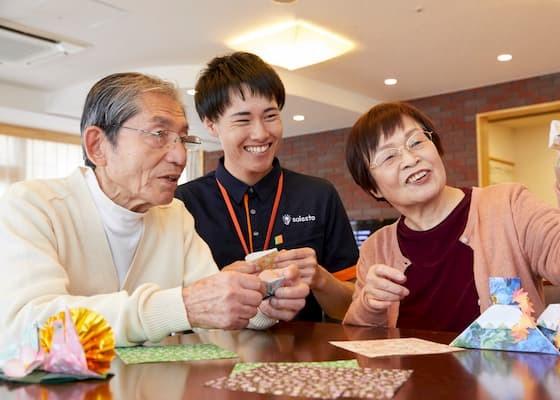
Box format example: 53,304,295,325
120,126,202,150
370,130,433,169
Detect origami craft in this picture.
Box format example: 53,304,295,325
245,248,278,270
0,308,115,382
451,277,560,355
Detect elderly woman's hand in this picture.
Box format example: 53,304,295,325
363,264,409,312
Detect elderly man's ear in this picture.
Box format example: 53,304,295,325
83,126,108,167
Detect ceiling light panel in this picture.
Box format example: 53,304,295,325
227,20,354,70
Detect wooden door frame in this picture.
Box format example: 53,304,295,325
0,123,80,144
476,100,560,186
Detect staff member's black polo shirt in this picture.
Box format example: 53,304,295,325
175,157,358,321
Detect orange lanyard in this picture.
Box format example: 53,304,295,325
216,172,284,256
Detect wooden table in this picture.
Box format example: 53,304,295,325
2,321,559,399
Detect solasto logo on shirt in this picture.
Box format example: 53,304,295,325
282,214,316,226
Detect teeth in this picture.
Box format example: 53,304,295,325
407,171,427,183
245,145,269,153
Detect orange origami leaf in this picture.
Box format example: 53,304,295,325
555,333,560,350
511,313,537,342
512,288,535,317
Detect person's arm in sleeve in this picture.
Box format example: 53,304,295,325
343,254,391,327
273,185,358,320
512,185,560,282
0,184,190,347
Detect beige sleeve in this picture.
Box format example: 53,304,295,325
0,185,189,348
511,185,560,284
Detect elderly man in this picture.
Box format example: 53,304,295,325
0,72,308,348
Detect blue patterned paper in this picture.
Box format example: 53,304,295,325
451,323,559,355
489,277,521,305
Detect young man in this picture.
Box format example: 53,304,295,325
175,52,359,321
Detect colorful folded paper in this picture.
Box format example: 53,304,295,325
451,277,560,355
0,307,115,381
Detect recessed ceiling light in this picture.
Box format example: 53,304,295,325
186,89,196,95
227,20,354,70
497,54,512,62
384,78,398,86
293,115,305,121
272,0,297,3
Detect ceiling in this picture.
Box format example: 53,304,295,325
0,0,559,150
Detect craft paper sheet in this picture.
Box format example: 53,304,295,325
330,338,463,358
116,344,237,364
231,359,359,374
206,364,412,399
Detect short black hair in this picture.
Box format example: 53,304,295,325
194,52,285,122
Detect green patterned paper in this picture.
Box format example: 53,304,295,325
231,359,359,375
116,344,238,364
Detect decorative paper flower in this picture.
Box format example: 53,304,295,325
554,332,560,350
511,313,537,343
512,288,535,318
40,308,115,375
1,307,115,379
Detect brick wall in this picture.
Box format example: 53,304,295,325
204,72,560,220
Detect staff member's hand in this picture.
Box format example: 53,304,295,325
259,265,309,321
363,264,409,313
274,248,324,289
223,260,261,275
182,271,265,330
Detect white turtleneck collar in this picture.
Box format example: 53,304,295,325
84,167,145,287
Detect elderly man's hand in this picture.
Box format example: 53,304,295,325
273,248,324,289
182,271,265,330
258,265,309,321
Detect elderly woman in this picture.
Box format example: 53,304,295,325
343,102,560,331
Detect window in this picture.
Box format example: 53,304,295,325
0,124,82,196
179,148,204,185
0,123,205,196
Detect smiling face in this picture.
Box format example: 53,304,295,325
95,91,188,212
205,87,283,185
369,114,447,212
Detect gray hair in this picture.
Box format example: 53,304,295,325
80,72,185,168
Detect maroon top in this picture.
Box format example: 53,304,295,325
396,188,479,332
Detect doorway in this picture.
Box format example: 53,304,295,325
477,101,560,207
